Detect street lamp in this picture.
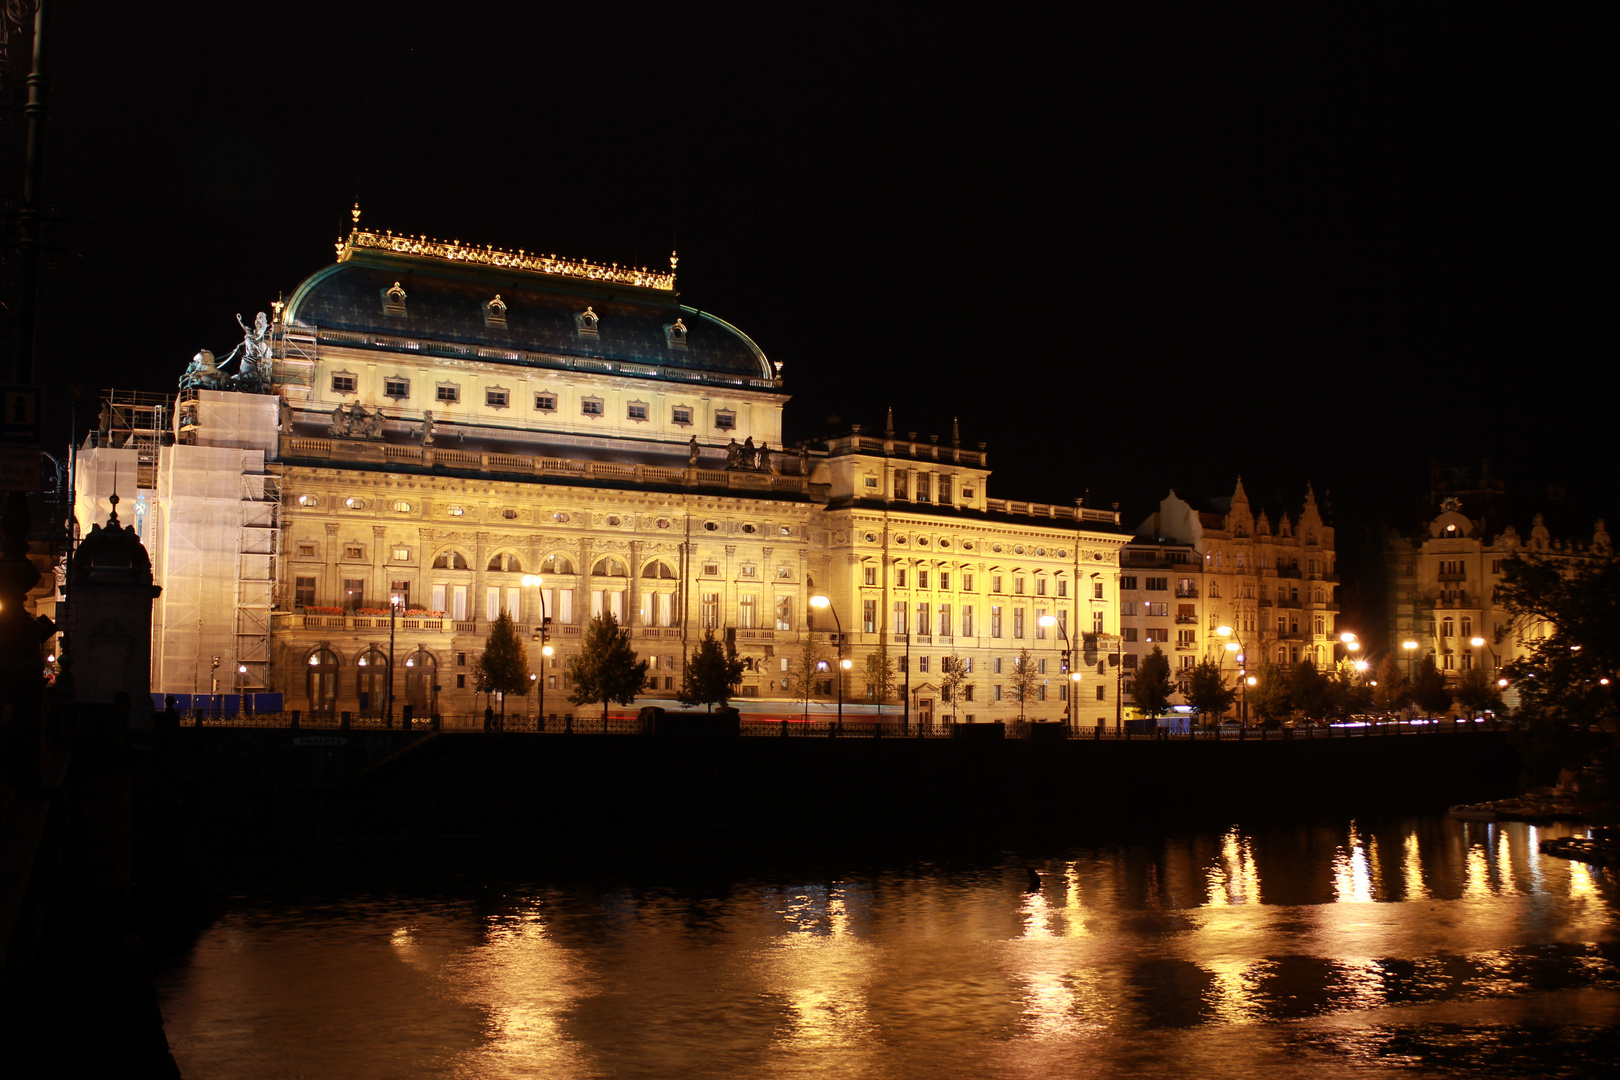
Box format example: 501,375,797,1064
809,594,844,732
387,592,403,727
1217,625,1248,726
522,574,553,728
1401,639,1418,680
1038,614,1075,728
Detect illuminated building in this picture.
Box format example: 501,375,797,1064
72,220,1129,721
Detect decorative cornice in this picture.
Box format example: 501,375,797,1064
337,229,677,292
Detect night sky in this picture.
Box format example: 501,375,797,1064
5,4,1613,614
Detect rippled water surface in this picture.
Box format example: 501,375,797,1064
157,818,1620,1078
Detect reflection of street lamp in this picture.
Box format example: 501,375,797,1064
809,595,845,732
1038,614,1074,728
1216,625,1248,725
522,574,554,726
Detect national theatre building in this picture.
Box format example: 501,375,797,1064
73,220,1130,725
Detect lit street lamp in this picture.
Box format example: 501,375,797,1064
387,592,403,727
809,594,845,733
1038,614,1075,729
522,574,554,728
1216,625,1248,726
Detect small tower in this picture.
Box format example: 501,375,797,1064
66,494,162,714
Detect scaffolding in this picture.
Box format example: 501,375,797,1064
234,463,281,693
270,317,318,400
99,389,170,489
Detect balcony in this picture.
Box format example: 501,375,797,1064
1437,570,1467,582
1175,642,1197,651
1277,598,1302,609
1175,615,1198,625
1174,587,1198,598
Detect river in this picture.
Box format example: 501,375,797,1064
154,816,1620,1078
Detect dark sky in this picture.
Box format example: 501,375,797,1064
6,4,1614,563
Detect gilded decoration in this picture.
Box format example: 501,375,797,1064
337,228,677,291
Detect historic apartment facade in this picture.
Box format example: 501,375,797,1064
1120,483,1340,714
73,221,1129,723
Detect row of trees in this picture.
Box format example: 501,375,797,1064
1126,645,1505,726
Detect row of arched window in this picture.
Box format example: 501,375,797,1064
304,646,438,714
428,550,679,579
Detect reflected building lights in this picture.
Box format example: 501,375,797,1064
1403,832,1427,900
1332,825,1375,904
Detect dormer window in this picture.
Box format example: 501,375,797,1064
484,294,507,327
485,387,510,410
714,409,736,431
382,282,408,317
664,318,688,351
331,372,358,395
576,306,600,337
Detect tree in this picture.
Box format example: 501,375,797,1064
789,632,827,719
1455,667,1504,721
1187,656,1236,724
1289,659,1330,720
865,643,896,714
1247,660,1292,725
1010,647,1039,720
565,612,649,723
1497,552,1620,735
473,610,530,722
678,630,745,712
1327,659,1375,720
940,652,973,723
1130,646,1173,719
1411,654,1453,717
1369,653,1411,717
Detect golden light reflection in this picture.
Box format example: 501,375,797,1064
1568,855,1597,898
1464,839,1495,900
1206,828,1261,906
1203,959,1259,1025
1498,825,1514,892
1528,826,1545,892
1020,888,1057,939
1403,831,1427,900
1332,825,1375,904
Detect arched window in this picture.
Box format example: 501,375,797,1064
540,554,574,575
643,560,677,580
592,557,628,577
356,647,388,715
433,549,470,570
306,648,339,714
487,552,523,572
404,649,437,715
1441,617,1454,639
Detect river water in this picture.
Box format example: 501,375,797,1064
155,817,1620,1079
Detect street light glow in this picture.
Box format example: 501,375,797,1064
1402,640,1418,650
1470,636,1485,647
1217,625,1233,637
1038,615,1056,628
1340,631,1357,644
809,594,830,609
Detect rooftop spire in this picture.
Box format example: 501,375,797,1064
951,416,960,447
885,407,894,438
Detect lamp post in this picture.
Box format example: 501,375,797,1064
809,594,844,733
1401,639,1418,680
522,574,553,728
237,663,247,717
387,592,403,727
1216,625,1248,726
1039,614,1074,729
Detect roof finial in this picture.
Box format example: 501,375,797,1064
670,249,679,272
108,465,121,526
885,407,894,438
351,201,361,227
951,416,960,447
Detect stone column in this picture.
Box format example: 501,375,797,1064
418,526,435,609
473,531,489,628
372,525,387,606
324,523,339,606
578,537,595,624
629,539,643,627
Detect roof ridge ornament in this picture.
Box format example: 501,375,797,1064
336,227,678,291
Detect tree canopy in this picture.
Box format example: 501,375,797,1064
1130,646,1173,718
473,610,530,717
789,633,827,718
1454,667,1504,720
940,653,972,723
565,612,649,722
1247,660,1291,724
678,630,745,711
1369,653,1411,716
1187,656,1236,722
865,643,896,713
1011,647,1039,720
1498,552,1620,736
1411,654,1453,717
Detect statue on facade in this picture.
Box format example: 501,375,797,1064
798,443,810,476
420,410,435,446
179,349,226,390
687,435,699,466
725,438,741,468
755,440,770,471
328,403,351,437
278,396,293,433
219,312,272,393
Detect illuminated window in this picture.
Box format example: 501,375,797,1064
436,384,460,404
383,377,409,399
331,373,358,394
485,388,510,409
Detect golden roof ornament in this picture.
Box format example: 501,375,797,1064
336,227,676,291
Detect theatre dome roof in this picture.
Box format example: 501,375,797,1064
281,228,774,385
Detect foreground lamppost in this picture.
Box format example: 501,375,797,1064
809,594,845,732
387,593,403,727
1217,625,1248,725
1039,614,1074,728
522,574,553,727
1402,639,1419,681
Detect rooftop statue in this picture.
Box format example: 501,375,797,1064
179,349,225,390
328,402,386,439
225,312,272,393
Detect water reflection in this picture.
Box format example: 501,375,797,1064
159,819,1620,1079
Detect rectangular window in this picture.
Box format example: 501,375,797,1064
1093,582,1103,599
738,594,757,629
1146,602,1169,617
342,578,365,610
714,410,736,430
1036,578,1047,596
994,685,1003,701
775,597,793,631
939,572,950,591
671,405,692,425
331,374,357,394
962,605,974,638
297,543,316,557
1015,578,1025,595
992,575,1003,593
1120,576,1138,591
939,604,951,638
581,399,603,416
1057,579,1067,597
1037,685,1047,702
1123,653,1138,670
1177,629,1195,646
894,601,907,635
534,393,557,412
1145,627,1169,642
918,656,930,673
1145,577,1167,591
916,474,931,502
702,592,719,629
384,378,409,398
918,570,929,590
963,574,974,592
392,546,411,562
344,545,364,560
1038,657,1048,675
916,603,930,636
294,576,316,608
1013,609,1025,638
1096,684,1106,701
1122,627,1139,642
990,605,1002,638
864,476,879,489
894,472,908,499
436,385,460,404
1035,609,1048,639
863,599,877,633
391,580,411,608
896,568,907,589
1094,610,1105,633
627,402,648,421
863,566,877,586
938,476,952,503
451,585,468,621
485,389,509,409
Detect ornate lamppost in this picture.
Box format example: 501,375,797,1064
810,594,847,733
522,573,554,728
